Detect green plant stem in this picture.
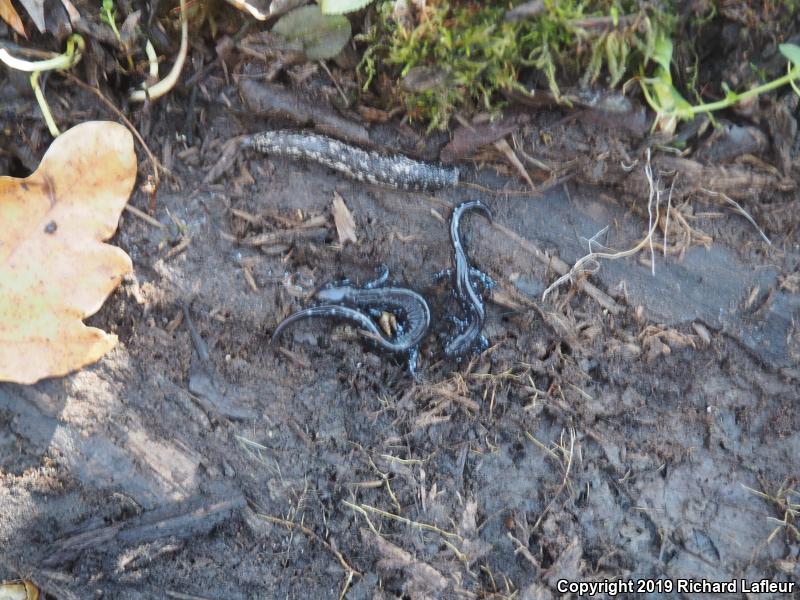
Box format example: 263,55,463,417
31,71,60,137
102,8,122,42
0,34,84,72
0,34,84,138
687,66,800,115
130,0,188,102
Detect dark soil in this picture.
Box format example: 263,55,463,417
1,4,799,599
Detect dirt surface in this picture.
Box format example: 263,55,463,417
2,14,800,600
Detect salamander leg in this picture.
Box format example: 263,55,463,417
406,346,422,381
445,314,467,330
322,276,351,290
363,264,390,289
469,267,496,293
432,268,453,283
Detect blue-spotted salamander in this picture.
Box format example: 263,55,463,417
271,267,431,377
439,200,495,357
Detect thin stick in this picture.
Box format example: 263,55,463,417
319,60,348,106
492,221,622,314
163,236,191,260
663,174,676,257
644,148,657,276
541,155,662,302
166,592,213,600
124,204,166,229
494,137,535,192
256,512,361,577
507,532,540,568
700,187,771,245
61,72,164,190
532,428,576,531
343,501,463,541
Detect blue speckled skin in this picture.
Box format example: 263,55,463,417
442,200,495,358
244,130,459,191
271,271,431,377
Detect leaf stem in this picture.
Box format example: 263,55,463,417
31,72,60,137
687,65,800,115
0,34,84,72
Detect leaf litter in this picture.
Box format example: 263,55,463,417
0,121,136,384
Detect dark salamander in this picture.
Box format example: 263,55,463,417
271,269,431,377
442,200,495,358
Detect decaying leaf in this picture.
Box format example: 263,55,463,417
272,4,351,61
320,0,373,15
15,0,44,33
269,0,307,17
0,0,26,37
0,121,136,384
0,580,39,600
331,191,357,244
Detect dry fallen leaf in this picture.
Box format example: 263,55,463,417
0,121,136,384
0,580,39,600
15,0,44,33
0,0,26,37
331,191,357,244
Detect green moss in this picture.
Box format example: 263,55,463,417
360,0,675,130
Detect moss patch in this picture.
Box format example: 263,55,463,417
360,0,675,130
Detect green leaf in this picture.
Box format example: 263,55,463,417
320,0,373,15
273,5,351,61
651,34,673,76
779,43,800,67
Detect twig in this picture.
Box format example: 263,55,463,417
507,532,540,568
644,148,657,276
378,454,424,466
541,153,662,302
163,236,191,261
525,431,560,461
342,500,381,536
61,71,164,191
532,428,576,530
342,501,463,541
663,174,676,257
166,592,213,600
182,303,210,366
700,187,771,245
223,0,269,20
255,512,361,578
319,60,348,106
494,137,535,192
492,221,622,314
125,204,166,229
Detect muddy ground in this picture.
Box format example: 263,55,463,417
2,20,800,600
